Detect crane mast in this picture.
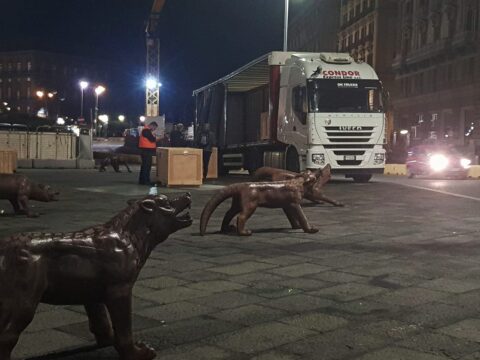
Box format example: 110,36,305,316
145,0,165,117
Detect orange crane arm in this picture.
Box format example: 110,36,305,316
151,0,166,14
146,0,166,35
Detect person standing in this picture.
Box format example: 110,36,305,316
198,123,216,179
138,121,159,185
170,123,185,147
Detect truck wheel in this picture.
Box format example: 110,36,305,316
246,148,263,175
286,147,300,173
352,174,372,183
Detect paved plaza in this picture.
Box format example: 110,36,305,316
2,169,480,360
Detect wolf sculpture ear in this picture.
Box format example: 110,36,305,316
322,164,331,177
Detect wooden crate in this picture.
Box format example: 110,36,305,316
156,147,202,186
0,149,17,174
206,147,218,179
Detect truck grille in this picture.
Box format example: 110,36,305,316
325,126,374,144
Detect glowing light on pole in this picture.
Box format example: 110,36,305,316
118,115,125,122
94,86,106,135
79,81,89,119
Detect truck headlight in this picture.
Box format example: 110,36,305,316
461,158,471,169
374,153,385,165
312,154,325,165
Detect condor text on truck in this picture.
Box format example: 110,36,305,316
193,52,386,182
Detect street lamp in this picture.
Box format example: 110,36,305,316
284,0,289,51
79,81,89,119
139,115,146,123
118,115,125,122
94,85,106,135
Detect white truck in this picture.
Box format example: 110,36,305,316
193,51,386,182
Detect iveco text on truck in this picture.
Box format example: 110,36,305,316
193,52,386,182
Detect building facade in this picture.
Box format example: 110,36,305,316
288,0,341,52
392,0,480,149
338,0,398,96
0,50,111,121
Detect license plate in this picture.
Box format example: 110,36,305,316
344,155,356,161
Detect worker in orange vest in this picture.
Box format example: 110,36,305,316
138,121,159,185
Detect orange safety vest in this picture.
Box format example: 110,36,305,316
138,126,156,149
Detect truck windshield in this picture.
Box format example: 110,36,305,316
307,79,383,113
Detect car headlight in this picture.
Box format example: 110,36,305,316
429,154,449,172
312,154,325,165
374,153,385,165
461,158,471,169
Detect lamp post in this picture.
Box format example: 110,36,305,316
79,81,89,120
94,85,106,136
284,0,289,51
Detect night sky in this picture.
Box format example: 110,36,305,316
0,0,302,122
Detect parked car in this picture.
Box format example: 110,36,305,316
406,144,471,179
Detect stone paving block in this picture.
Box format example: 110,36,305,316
375,287,450,306
230,272,285,285
12,329,90,359
212,304,290,326
268,263,329,277
175,270,230,282
135,275,189,289
258,255,312,266
188,290,266,310
267,294,334,313
331,299,403,316
140,316,243,349
159,260,216,273
358,320,421,340
186,280,247,293
155,344,233,360
241,281,303,299
278,278,331,291
135,286,211,304
309,270,368,284
209,322,316,354
438,319,480,343
439,290,480,311
354,346,450,360
309,283,384,302
24,308,88,333
201,253,258,265
251,351,301,360
402,302,477,329
279,312,348,333
419,278,480,293
209,261,278,275
280,328,387,359
397,332,480,359
135,301,216,322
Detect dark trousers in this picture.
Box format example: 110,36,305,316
139,149,154,185
203,150,212,179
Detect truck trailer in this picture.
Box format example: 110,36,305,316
193,51,386,182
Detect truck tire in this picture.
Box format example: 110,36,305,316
246,148,263,175
286,147,300,173
352,174,372,183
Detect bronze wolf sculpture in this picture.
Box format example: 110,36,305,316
99,153,132,173
253,164,343,207
0,193,192,360
200,172,319,236
0,174,59,217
